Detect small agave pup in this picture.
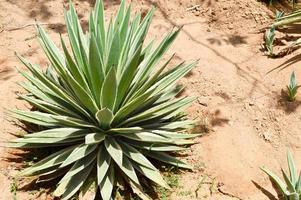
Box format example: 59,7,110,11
9,0,198,199
265,25,275,56
261,151,301,200
287,71,299,102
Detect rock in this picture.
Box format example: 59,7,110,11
228,24,234,30
262,132,272,142
194,11,201,16
249,101,255,106
197,97,208,107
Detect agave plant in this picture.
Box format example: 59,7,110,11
8,0,198,199
287,71,299,102
261,151,301,200
265,26,276,56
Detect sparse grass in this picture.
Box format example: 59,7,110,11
209,177,218,195
195,175,207,198
178,190,193,197
157,187,168,200
10,178,17,200
156,167,181,199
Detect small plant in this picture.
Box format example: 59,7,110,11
287,71,299,101
265,26,276,56
264,8,301,57
8,0,199,199
273,10,301,27
261,151,301,200
264,11,284,56
276,10,285,21
10,179,17,200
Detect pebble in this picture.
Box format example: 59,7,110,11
194,11,201,16
197,97,208,107
262,132,272,142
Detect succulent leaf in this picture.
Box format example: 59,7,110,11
10,0,198,199
261,151,301,199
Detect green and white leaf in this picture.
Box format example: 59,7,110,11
9,0,198,199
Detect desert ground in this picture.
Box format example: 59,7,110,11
1,0,301,199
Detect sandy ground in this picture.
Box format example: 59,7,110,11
1,0,301,199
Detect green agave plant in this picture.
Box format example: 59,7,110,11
287,71,299,102
265,25,276,56
261,151,301,200
8,0,199,199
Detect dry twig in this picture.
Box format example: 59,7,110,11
186,5,200,11
5,22,53,31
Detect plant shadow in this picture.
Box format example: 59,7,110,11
3,118,70,198
252,180,285,200
210,109,229,127
252,181,277,200
2,148,61,199
207,34,248,47
275,89,301,114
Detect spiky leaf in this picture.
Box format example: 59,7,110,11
9,0,198,199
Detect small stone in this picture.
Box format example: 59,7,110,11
194,11,201,16
197,98,208,107
249,102,255,106
262,132,272,142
